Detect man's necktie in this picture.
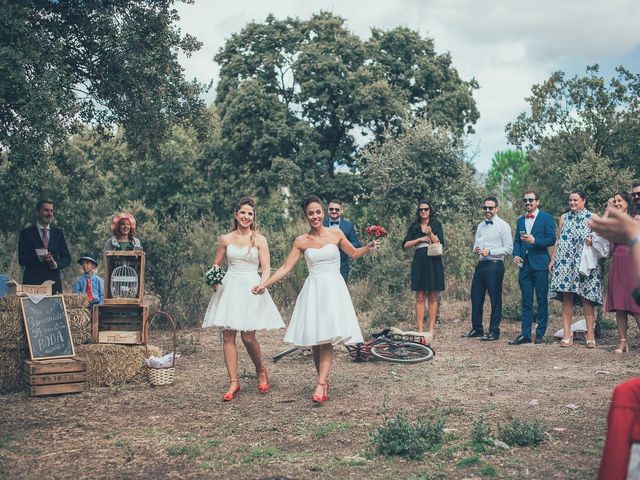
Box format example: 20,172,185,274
86,277,93,303
525,214,535,219
485,220,493,225
41,228,49,248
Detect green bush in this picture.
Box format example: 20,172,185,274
370,410,445,460
498,419,545,447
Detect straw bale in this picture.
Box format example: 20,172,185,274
0,295,21,312
0,349,27,394
76,344,162,387
63,293,88,310
0,310,25,348
67,309,93,345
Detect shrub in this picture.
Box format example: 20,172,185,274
470,417,492,447
498,419,545,447
371,410,445,460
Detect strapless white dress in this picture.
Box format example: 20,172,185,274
284,243,363,346
202,244,284,331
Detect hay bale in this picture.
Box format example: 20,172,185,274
0,310,25,348
76,344,162,387
0,295,21,312
67,309,93,345
63,293,88,310
0,297,92,348
0,349,27,394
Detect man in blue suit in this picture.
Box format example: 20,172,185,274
322,199,361,282
510,190,556,345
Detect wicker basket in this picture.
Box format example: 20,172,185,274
144,311,177,386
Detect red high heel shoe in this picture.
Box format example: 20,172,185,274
258,367,270,394
222,380,240,401
311,382,329,404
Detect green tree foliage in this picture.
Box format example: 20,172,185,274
0,0,210,233
506,65,640,212
358,120,481,220
485,150,530,206
212,12,478,200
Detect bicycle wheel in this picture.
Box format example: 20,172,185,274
370,341,434,364
272,347,299,363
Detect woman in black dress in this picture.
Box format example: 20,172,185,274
402,200,445,342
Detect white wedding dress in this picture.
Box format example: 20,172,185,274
284,243,363,346
202,244,284,331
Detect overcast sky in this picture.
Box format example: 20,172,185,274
175,0,640,172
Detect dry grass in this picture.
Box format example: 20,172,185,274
0,306,635,479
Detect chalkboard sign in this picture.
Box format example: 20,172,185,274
20,295,75,360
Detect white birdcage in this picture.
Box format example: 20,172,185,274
110,264,139,298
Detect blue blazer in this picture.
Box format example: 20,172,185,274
512,211,556,271
322,217,361,281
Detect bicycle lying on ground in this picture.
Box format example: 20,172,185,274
272,328,435,364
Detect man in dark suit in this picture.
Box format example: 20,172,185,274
322,199,361,282
510,190,556,345
18,199,71,294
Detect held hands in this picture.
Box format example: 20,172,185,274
513,256,523,266
585,235,593,247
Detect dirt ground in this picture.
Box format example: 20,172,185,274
0,307,635,480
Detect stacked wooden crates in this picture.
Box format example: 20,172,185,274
92,251,148,345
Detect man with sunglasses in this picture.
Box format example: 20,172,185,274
465,196,513,341
322,199,361,282
632,180,640,210
510,191,556,345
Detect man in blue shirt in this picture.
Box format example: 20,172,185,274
72,253,104,308
464,196,513,341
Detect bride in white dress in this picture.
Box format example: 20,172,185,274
252,195,378,404
202,197,284,401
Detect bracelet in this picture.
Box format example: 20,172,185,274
629,234,640,248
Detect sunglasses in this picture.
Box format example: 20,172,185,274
482,206,496,211
418,207,430,212
632,192,640,198
523,198,537,203
328,207,341,212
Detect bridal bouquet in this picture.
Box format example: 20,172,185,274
204,265,226,290
365,225,388,239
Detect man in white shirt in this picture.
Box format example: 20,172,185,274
463,196,513,341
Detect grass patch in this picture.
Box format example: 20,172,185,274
175,334,198,355
114,439,130,448
312,421,355,439
244,446,280,463
479,464,499,476
334,456,367,467
457,454,481,467
0,432,21,449
498,419,545,447
406,473,447,480
371,410,445,460
166,445,202,459
469,416,494,452
203,439,221,449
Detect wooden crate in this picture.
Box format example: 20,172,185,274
104,251,145,305
24,358,87,396
92,304,148,344
7,280,55,296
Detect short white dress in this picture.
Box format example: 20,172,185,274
284,243,364,347
202,244,284,331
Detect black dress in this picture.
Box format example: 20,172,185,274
402,220,445,292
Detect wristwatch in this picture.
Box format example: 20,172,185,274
629,234,640,248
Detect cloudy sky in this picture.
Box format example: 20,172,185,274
176,0,640,172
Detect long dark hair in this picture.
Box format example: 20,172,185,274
613,190,634,216
411,199,437,228
232,196,257,249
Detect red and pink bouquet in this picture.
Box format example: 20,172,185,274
365,225,388,239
